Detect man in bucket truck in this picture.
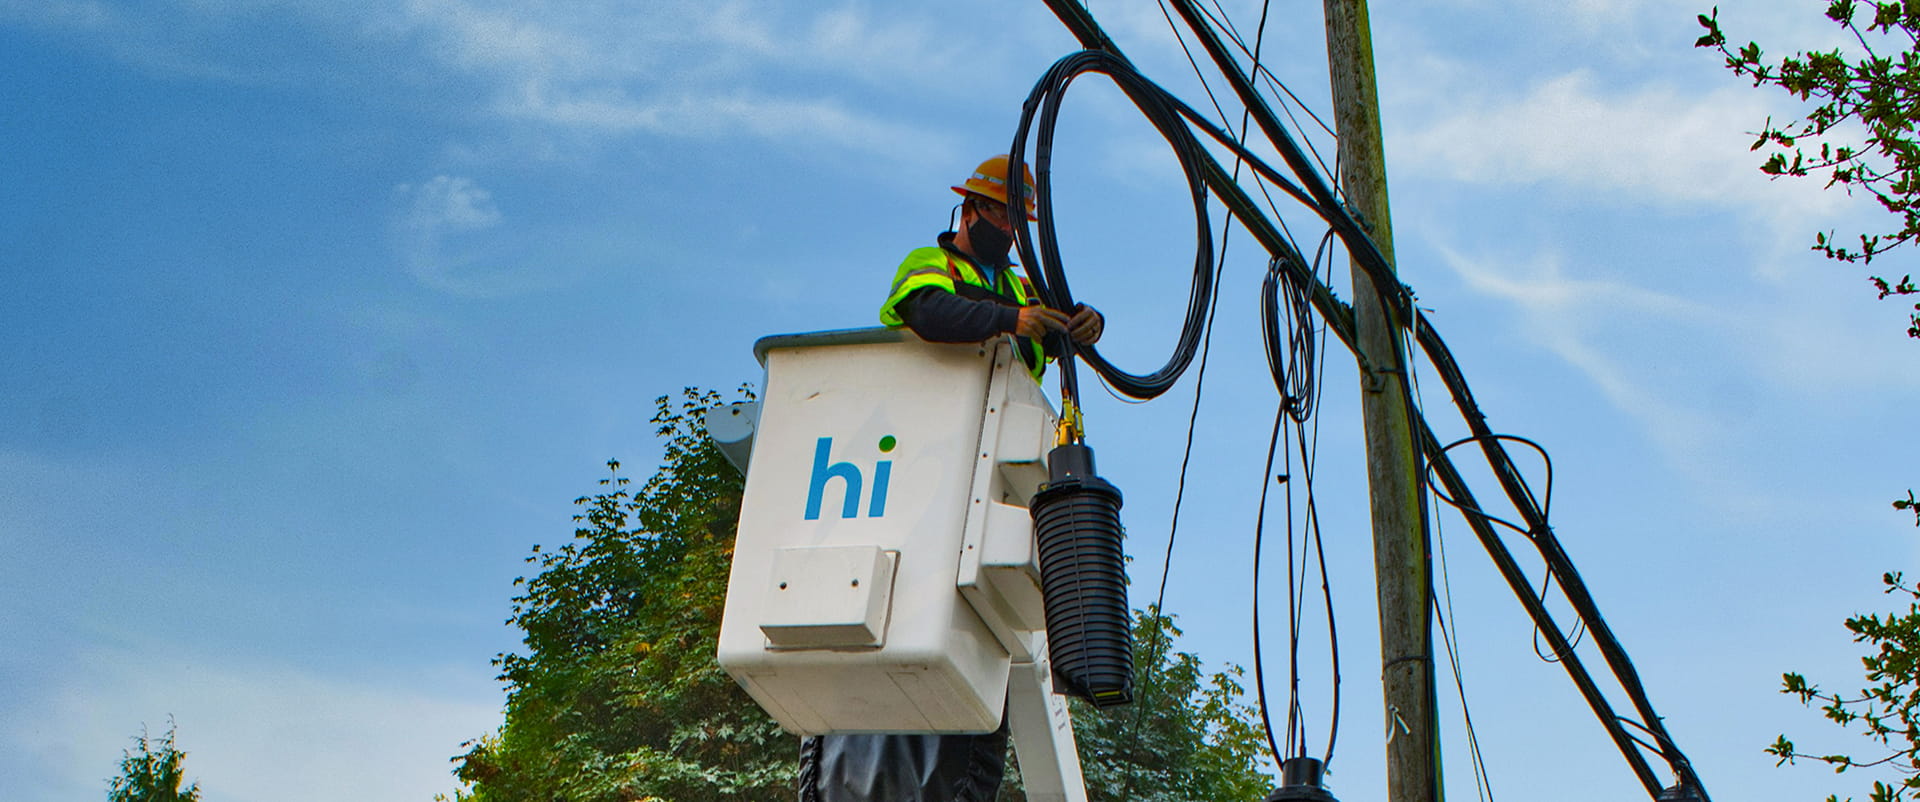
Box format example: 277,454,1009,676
794,156,1104,802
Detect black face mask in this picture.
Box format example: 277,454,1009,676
966,217,1013,269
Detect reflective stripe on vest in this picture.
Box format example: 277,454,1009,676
878,246,1048,380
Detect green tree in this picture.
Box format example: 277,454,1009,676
1764,571,1920,802
1704,0,1912,345
108,720,200,802
1697,1,1920,345
454,387,791,802
1696,9,1920,798
1002,608,1271,802
452,387,1273,801
1697,1,1920,529
1696,1,1920,352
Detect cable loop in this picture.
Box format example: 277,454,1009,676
1009,49,1214,400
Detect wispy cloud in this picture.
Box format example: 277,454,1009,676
1428,239,1729,455
1392,69,1826,211
7,0,972,163
390,0,968,162
393,175,556,298
401,175,501,231
493,84,954,163
1385,62,1886,296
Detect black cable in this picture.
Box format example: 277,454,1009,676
1155,0,1238,154
1122,88,1243,802
1276,235,1334,763
1010,50,1214,401
1172,0,1299,239
1263,239,1325,422
1530,573,1590,664
1029,6,1712,797
1302,426,1342,769
1424,434,1590,664
1283,415,1304,758
1426,434,1549,539
1432,589,1496,802
1249,403,1291,768
1124,1,1277,791
1190,0,1342,185
1412,347,1496,802
1419,415,1670,795
1411,322,1706,799
1168,1,1342,768
1007,49,1332,400
1295,217,1342,771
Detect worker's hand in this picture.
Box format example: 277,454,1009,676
1068,304,1103,345
1015,305,1070,340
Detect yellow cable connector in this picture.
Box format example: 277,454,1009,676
1056,398,1083,446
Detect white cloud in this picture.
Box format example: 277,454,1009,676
691,2,973,89
1428,239,1729,457
400,175,501,231
494,84,955,163
1426,227,1920,505
375,0,973,162
7,0,973,163
393,175,557,298
1386,64,1892,297
9,646,498,802
1393,70,1814,208
399,0,587,78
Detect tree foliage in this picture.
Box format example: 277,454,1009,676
108,720,200,802
1696,0,1918,542
1766,572,1920,802
453,387,792,802
452,386,1274,801
1697,8,1920,799
1697,0,1920,344
1002,608,1272,802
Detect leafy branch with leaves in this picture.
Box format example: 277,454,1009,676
1696,0,1920,342
1698,0,1920,525
1766,571,1920,802
1695,5,1920,800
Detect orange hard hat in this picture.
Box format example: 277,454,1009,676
951,155,1039,221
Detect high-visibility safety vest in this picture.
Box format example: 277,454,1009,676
879,245,1049,380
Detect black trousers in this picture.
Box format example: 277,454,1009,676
797,717,1010,802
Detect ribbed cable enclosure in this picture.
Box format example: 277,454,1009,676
1029,444,1132,708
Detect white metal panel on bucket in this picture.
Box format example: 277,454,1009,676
718,328,1044,735
759,545,897,649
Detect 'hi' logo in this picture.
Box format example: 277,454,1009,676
804,435,896,520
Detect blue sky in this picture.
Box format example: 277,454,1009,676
3,1,1915,800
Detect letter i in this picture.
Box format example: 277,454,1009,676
869,434,897,518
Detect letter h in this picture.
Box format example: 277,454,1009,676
804,437,863,520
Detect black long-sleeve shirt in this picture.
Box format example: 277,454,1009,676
896,285,1020,343
895,236,1059,367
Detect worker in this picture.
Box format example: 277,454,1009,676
797,157,1104,802
878,154,1104,379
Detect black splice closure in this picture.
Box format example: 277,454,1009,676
1031,444,1133,707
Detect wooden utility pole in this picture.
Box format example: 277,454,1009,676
1323,2,1438,801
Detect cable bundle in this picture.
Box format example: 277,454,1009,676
1008,49,1215,401
1008,4,1714,796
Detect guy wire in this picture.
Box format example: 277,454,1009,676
1410,333,1496,802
